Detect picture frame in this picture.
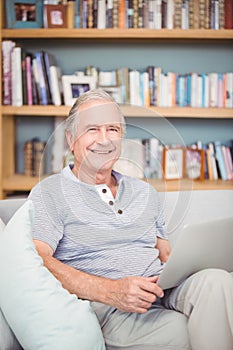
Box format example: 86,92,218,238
44,4,67,29
185,148,205,181
62,75,96,106
5,0,43,29
163,147,184,180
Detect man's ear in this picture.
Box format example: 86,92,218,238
66,131,74,152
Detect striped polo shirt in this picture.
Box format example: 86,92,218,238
29,165,167,279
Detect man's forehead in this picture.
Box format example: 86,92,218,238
77,102,123,126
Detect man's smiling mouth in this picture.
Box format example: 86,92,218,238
89,149,115,154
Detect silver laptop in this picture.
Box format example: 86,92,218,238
158,216,233,290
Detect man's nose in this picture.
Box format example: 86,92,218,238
97,128,110,144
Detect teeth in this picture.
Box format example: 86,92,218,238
90,150,113,154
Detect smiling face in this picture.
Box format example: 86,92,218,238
67,101,123,182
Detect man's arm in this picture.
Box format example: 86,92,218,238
34,239,164,314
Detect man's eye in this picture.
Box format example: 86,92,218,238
88,127,97,132
109,127,120,132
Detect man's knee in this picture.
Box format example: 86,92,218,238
197,268,232,289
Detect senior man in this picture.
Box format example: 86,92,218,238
29,89,233,350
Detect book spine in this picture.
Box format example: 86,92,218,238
118,0,126,28
2,40,15,105
174,0,182,28
24,140,33,176
218,0,224,29
127,0,134,28
214,141,228,180
204,0,210,29
138,0,144,28
25,55,33,105
75,0,81,27
11,47,23,107
93,0,98,27
35,52,49,105
106,0,113,28
88,0,94,28
50,66,62,106
199,0,206,28
147,66,155,105
112,0,118,28
97,0,106,28
224,0,233,29
155,0,162,29
167,0,174,29
226,72,233,108
133,0,139,28
32,58,42,105
67,0,75,28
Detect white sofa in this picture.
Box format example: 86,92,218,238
0,189,232,350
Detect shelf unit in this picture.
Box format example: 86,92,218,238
1,9,233,197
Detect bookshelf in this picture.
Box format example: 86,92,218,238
1,6,233,198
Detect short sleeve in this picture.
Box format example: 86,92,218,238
28,179,64,252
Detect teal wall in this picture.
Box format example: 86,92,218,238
15,39,233,172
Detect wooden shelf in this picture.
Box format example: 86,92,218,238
3,174,48,192
148,178,233,191
2,28,233,40
2,105,233,118
3,174,233,192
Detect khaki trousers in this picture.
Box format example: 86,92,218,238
163,269,233,350
92,269,233,350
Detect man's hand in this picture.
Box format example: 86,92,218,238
108,275,164,314
156,237,171,263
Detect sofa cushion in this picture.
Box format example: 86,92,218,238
0,218,22,350
0,200,105,350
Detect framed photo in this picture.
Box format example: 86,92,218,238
44,4,67,28
163,147,184,180
99,86,123,104
62,75,96,106
185,148,205,181
5,0,43,29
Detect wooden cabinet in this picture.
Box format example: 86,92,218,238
1,23,233,197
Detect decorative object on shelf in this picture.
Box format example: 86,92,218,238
99,86,123,104
43,4,67,28
186,148,205,181
163,147,184,180
5,0,43,29
62,75,96,106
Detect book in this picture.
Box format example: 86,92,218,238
11,46,23,106
32,57,42,105
106,0,113,28
207,142,218,180
97,0,106,28
2,40,15,105
88,0,94,28
226,72,233,108
35,51,49,105
25,54,33,105
222,145,233,180
24,138,46,177
67,0,75,28
50,66,63,106
75,0,81,27
225,0,233,29
214,141,228,180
